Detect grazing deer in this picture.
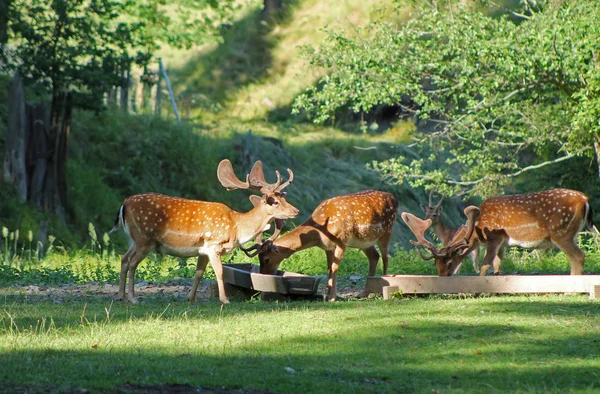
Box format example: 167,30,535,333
405,188,594,276
242,190,398,301
111,159,299,303
420,191,480,274
402,206,480,276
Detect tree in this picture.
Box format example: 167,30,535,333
3,0,247,217
293,0,600,197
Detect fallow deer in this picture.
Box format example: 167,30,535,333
402,206,480,276
475,188,593,276
111,159,299,304
420,191,480,274
406,188,594,276
242,190,398,301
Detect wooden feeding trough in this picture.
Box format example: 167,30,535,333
222,263,322,301
365,274,600,300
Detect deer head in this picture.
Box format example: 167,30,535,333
217,159,298,220
402,206,480,276
420,190,444,222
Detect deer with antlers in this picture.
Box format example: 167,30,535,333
242,190,398,301
404,188,594,276
420,191,481,274
402,206,480,276
111,159,299,303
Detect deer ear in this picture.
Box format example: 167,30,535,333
249,195,262,207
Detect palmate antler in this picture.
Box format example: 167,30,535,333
218,159,294,194
401,212,444,260
402,206,480,261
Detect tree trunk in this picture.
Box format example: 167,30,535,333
26,103,49,209
3,73,28,201
44,92,72,221
0,0,11,45
594,137,600,180
120,67,130,113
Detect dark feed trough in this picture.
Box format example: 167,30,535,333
222,263,322,301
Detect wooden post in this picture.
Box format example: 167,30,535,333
158,58,181,124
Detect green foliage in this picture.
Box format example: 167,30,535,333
68,110,237,238
295,0,600,197
5,0,248,108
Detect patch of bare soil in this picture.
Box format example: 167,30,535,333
3,277,367,302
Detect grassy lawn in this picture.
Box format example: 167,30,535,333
1,290,599,393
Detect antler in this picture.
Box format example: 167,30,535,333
274,169,294,193
443,205,481,255
428,190,444,209
248,161,294,193
217,159,251,191
401,212,445,257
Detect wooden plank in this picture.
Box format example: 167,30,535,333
365,275,600,296
591,285,600,300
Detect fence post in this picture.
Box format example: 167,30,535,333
158,58,181,124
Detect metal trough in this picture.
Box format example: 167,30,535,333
222,263,322,299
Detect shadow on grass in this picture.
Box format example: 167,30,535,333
1,312,599,393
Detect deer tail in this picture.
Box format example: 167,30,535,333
585,202,596,234
109,204,126,234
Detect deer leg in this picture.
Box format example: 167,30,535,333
188,255,210,303
471,245,480,274
492,247,505,275
125,245,152,303
326,247,345,302
119,244,136,301
359,246,380,298
480,240,504,276
208,252,230,304
377,234,392,275
552,237,585,275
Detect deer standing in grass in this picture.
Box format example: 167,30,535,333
111,159,299,303
420,191,480,274
405,188,594,276
243,190,398,301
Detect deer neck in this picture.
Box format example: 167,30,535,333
272,224,322,258
432,218,454,245
233,206,273,245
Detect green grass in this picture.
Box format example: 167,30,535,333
1,293,599,393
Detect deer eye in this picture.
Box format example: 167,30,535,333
266,196,279,206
